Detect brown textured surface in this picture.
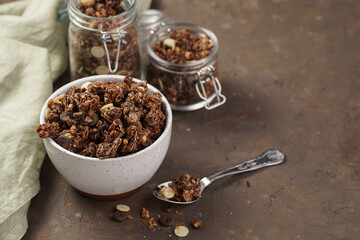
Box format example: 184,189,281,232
23,0,360,239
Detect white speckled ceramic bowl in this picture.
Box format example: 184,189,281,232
40,75,172,200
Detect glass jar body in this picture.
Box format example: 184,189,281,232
146,61,218,111
146,23,225,111
68,0,140,80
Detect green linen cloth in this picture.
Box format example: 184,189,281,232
0,0,68,239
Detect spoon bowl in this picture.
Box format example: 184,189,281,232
153,149,285,204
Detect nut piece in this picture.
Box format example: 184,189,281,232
174,226,189,238
116,204,130,213
53,94,65,103
45,109,50,120
81,0,95,7
163,38,176,50
100,103,114,111
148,217,158,229
60,111,70,122
159,186,175,199
89,113,99,126
91,46,105,58
141,207,150,220
191,220,203,229
80,81,92,90
95,65,110,75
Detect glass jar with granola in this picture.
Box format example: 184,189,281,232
68,0,141,80
145,23,226,111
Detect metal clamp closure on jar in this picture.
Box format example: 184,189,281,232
101,30,127,73
196,65,226,110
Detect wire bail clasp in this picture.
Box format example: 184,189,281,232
101,30,127,73
149,22,166,35
195,65,226,110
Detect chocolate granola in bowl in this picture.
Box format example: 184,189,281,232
36,77,166,159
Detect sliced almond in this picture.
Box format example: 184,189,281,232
116,204,130,213
158,78,164,91
54,94,65,103
80,82,92,90
90,113,99,126
45,109,50,120
174,226,189,238
100,103,114,111
95,65,110,75
81,0,95,6
163,38,176,51
91,46,105,58
159,186,175,199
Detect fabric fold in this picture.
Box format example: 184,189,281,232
0,0,68,239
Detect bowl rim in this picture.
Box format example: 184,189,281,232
40,75,172,162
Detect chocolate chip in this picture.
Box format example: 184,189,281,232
56,135,70,149
85,113,99,126
113,211,127,222
159,214,174,227
60,111,70,122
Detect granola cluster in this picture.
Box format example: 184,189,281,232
78,0,124,17
36,78,166,159
152,29,213,64
146,29,216,106
69,0,140,79
168,173,201,202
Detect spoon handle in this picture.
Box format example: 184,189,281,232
205,149,285,184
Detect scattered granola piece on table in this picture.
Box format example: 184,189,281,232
191,219,203,229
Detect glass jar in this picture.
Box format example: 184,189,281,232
137,9,172,79
145,23,226,111
68,0,141,80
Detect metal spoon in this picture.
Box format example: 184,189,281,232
153,149,285,204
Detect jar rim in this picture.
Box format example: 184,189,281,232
138,9,167,29
68,0,136,21
146,23,219,72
